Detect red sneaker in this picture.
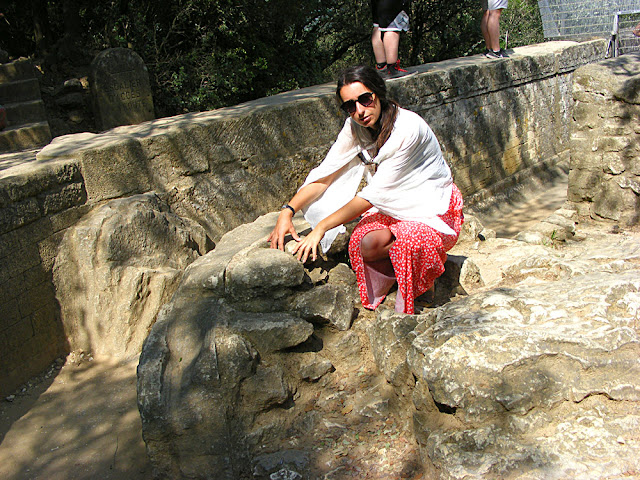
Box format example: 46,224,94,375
386,60,410,78
375,64,388,77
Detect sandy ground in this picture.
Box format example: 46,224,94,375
0,356,150,480
0,175,570,480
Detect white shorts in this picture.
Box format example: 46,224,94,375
481,0,507,10
374,10,409,32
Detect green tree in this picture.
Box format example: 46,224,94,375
0,0,544,118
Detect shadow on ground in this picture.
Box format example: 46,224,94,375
0,356,150,480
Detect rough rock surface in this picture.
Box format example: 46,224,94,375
53,192,210,357
376,215,640,480
568,52,640,226
136,186,640,480
137,212,364,479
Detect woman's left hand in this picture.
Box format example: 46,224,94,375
292,225,327,263
291,196,371,263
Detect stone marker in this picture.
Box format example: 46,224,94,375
89,48,154,130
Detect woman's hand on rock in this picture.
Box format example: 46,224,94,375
268,210,300,251
292,226,326,263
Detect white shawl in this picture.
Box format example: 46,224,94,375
301,108,454,252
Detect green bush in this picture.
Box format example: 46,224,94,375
0,0,543,117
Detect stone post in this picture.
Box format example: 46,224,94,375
89,48,155,131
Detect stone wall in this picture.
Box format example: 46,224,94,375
568,52,640,225
0,40,605,395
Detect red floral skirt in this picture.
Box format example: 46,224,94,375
348,184,464,314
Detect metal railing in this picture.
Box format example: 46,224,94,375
606,9,640,57
539,0,637,38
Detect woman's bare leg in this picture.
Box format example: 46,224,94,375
360,228,395,262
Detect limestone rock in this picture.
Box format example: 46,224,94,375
299,354,334,381
240,364,290,410
231,311,314,354
181,211,309,295
324,329,362,371
289,284,355,331
137,211,356,479
138,310,260,479
514,230,546,244
478,228,496,240
569,53,640,227
439,255,485,297
53,193,205,357
458,214,484,242
327,262,357,287
426,399,640,480
225,246,305,300
368,309,420,388
407,267,640,478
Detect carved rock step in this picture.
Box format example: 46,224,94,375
2,99,47,127
0,58,52,153
0,78,42,105
0,58,38,83
0,121,52,153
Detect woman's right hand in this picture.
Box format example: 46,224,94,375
268,209,301,251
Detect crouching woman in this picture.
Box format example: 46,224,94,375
268,65,463,314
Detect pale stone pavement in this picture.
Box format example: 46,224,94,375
0,172,571,480
471,173,570,238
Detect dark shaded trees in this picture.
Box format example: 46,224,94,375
0,0,543,116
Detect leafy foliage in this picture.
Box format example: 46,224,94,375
502,0,545,49
0,0,543,117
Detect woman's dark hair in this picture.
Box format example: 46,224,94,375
336,65,399,150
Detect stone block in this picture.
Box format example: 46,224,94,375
53,193,201,357
225,247,305,301
598,135,632,153
289,284,355,331
136,125,210,177
37,229,65,273
20,263,49,293
572,101,601,129
0,197,41,235
76,136,153,202
0,297,20,331
603,152,626,175
567,167,602,202
231,311,314,354
3,317,35,350
0,242,41,285
592,176,640,224
17,282,55,319
40,182,86,215
47,204,92,234
368,309,420,388
30,303,61,338
89,48,155,130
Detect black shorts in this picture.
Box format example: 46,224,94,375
371,0,409,29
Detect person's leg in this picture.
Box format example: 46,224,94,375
481,9,491,50
382,30,400,65
371,26,387,65
360,228,395,262
487,8,503,52
348,219,398,310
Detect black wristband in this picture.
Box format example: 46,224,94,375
281,204,295,215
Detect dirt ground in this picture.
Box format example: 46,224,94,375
0,176,570,480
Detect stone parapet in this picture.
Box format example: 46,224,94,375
0,39,606,395
568,52,640,225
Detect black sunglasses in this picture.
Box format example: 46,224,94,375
340,92,375,114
